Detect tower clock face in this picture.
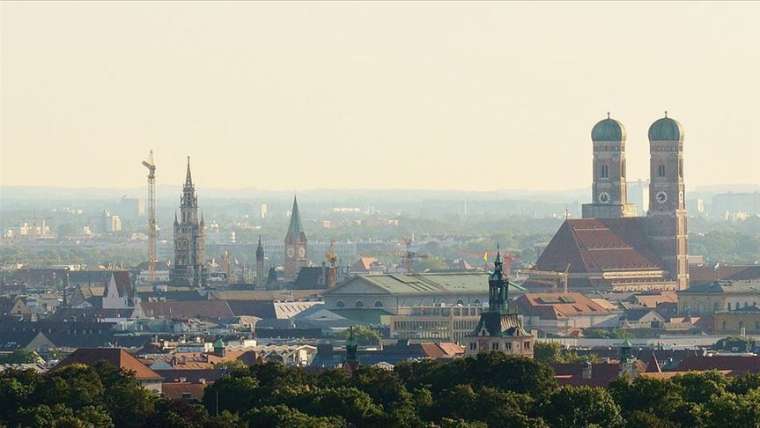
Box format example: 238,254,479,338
177,239,188,250
599,192,610,204
656,191,668,204
298,247,306,258
286,247,295,258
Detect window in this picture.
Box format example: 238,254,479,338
336,301,345,308
374,301,383,308
492,343,500,351
456,300,464,306
600,164,609,178
525,342,531,350
505,343,512,351
355,301,364,308
658,164,666,177
622,160,626,178
470,342,476,351
727,303,731,311
679,159,683,178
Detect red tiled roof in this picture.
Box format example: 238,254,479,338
162,382,207,401
515,292,614,320
56,348,162,380
535,218,664,274
690,265,760,283
634,292,678,308
677,355,760,374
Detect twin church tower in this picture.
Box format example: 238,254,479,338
581,113,688,290
533,113,688,292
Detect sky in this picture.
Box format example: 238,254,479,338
1,1,759,191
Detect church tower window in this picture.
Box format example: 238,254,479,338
600,164,609,179
658,164,666,177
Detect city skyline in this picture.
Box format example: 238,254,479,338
2,2,759,190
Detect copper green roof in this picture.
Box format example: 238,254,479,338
648,116,683,142
591,117,626,142
327,272,526,296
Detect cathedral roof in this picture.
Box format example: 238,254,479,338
648,115,683,142
534,218,664,274
591,116,626,142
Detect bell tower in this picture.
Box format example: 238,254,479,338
582,114,637,219
646,113,688,290
284,196,308,278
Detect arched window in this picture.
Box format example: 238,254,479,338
336,301,345,308
600,164,609,179
374,301,383,308
728,302,732,311
456,300,464,306
355,301,364,308
658,164,666,177
679,159,683,178
621,161,626,179
473,299,481,306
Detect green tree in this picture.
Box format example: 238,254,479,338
609,376,685,421
244,404,345,428
671,371,728,403
540,386,623,428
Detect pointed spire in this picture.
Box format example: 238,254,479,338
256,235,264,259
285,195,305,242
185,156,193,187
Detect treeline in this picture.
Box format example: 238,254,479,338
3,353,760,427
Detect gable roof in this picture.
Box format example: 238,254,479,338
535,218,664,274
57,348,162,380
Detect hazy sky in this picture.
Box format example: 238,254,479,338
1,1,759,191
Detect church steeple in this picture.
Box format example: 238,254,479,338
184,156,193,187
285,196,305,243
283,195,308,279
489,245,509,314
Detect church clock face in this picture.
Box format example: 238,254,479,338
656,191,668,204
598,192,610,204
298,247,306,258
286,247,295,258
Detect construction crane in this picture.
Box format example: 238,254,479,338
142,150,157,282
400,238,428,274
521,264,571,293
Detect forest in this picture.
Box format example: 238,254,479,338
2,352,760,427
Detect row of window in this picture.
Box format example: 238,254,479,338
682,301,759,313
335,300,383,308
468,341,531,352
596,163,682,180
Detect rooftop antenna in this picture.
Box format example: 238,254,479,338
607,112,610,119
664,110,668,118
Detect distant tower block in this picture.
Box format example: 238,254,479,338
582,114,637,219
646,113,689,290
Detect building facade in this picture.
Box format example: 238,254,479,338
388,305,482,342
171,158,206,287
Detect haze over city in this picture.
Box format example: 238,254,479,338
2,2,759,191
